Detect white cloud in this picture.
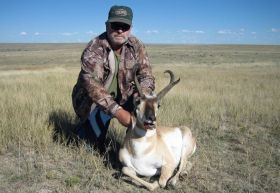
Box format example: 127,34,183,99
61,32,78,36
251,32,257,35
218,29,232,34
181,29,192,33
145,30,159,34
218,29,244,36
195,30,205,34
20,31,27,36
181,29,205,34
271,28,279,32
34,32,40,35
86,30,97,35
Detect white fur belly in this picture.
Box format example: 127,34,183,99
119,146,163,177
130,154,163,176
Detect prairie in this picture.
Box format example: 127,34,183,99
0,43,279,193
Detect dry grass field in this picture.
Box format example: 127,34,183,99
0,43,279,193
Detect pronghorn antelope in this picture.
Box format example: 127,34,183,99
119,70,196,191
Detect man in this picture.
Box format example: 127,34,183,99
72,5,155,152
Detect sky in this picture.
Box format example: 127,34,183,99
0,0,280,44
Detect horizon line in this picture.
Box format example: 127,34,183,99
0,42,280,46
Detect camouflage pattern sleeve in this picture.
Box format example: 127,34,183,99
136,41,155,95
80,39,120,115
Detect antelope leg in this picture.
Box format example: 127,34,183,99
169,127,196,186
122,167,159,191
169,159,188,186
159,164,177,188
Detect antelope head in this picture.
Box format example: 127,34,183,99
133,70,180,130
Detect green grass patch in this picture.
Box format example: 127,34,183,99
0,44,279,193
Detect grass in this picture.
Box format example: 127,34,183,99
0,43,279,193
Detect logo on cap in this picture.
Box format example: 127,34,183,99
107,5,133,25
115,9,127,16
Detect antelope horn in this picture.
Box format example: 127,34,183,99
157,70,180,100
134,65,145,98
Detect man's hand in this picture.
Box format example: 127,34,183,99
114,108,132,127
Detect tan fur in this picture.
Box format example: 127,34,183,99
119,70,196,191
119,110,196,191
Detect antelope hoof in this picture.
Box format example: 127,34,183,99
169,177,178,187
179,162,193,178
159,179,167,188
147,181,159,191
179,170,189,178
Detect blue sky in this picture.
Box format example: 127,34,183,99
0,0,279,44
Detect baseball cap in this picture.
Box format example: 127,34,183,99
107,5,133,26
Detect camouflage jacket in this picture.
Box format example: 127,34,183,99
72,32,155,119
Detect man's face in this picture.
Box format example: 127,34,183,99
106,22,131,47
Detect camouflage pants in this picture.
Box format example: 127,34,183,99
72,84,112,151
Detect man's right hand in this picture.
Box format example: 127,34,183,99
114,108,132,127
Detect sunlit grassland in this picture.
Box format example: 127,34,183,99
0,43,279,193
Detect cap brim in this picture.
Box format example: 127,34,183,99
107,18,132,26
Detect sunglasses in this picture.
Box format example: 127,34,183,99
110,22,131,32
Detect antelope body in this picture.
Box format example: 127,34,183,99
119,70,196,191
